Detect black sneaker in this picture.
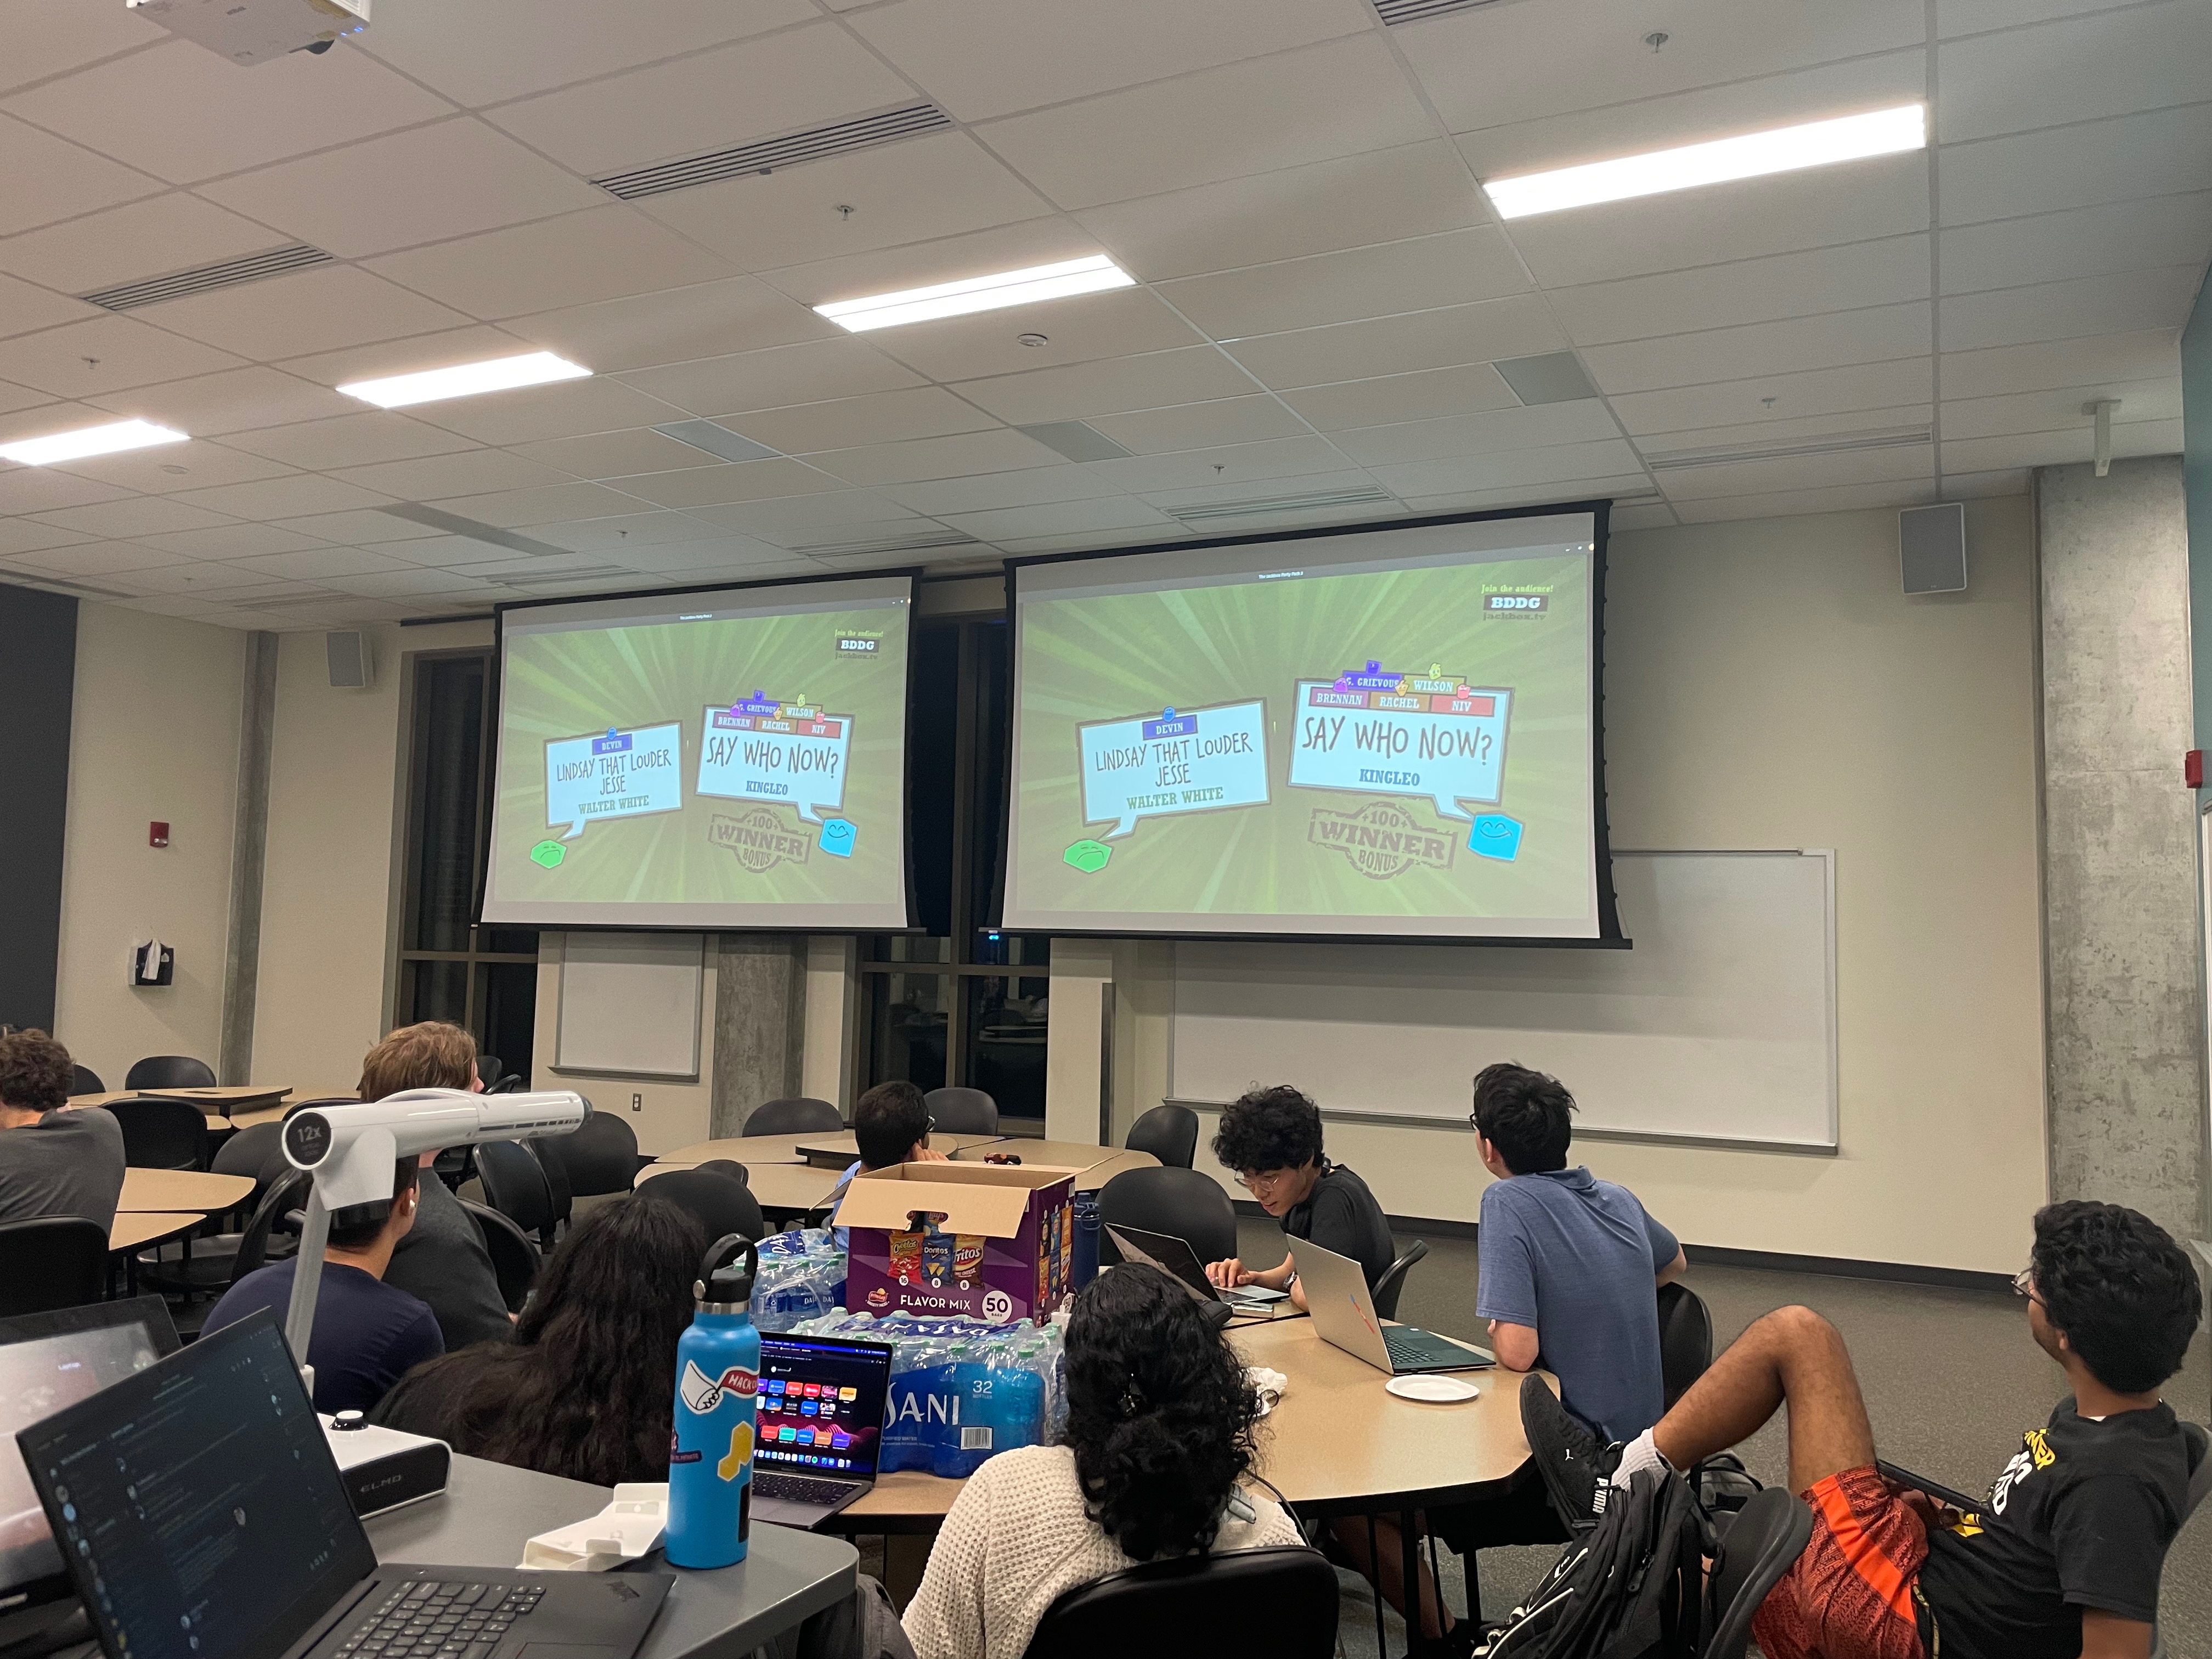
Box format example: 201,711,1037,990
1519,1373,1605,1533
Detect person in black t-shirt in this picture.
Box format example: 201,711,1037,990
1201,1084,1396,1311
1545,1199,2203,1659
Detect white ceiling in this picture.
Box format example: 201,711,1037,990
0,0,2204,628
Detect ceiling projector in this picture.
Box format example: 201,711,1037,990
125,0,369,64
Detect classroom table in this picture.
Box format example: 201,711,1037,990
116,1167,256,1214
791,1131,1005,1167
107,1212,202,1252
655,1133,826,1167
950,1141,1160,1190
70,1085,291,1120
634,1159,847,1215
366,1453,857,1659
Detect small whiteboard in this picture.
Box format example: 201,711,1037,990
555,932,704,1079
1170,850,1837,1149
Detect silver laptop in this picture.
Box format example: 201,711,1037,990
1103,1225,1288,1312
1293,1238,1492,1375
749,1332,892,1531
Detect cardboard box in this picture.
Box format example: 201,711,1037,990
834,1163,1076,1324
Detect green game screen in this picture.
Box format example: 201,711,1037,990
481,574,912,929
1001,515,1613,939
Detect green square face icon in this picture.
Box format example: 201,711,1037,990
529,839,566,869
1063,838,1111,874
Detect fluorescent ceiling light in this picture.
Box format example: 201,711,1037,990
338,349,590,409
815,254,1136,332
0,417,187,467
1483,104,1926,219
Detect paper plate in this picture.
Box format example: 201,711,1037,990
1385,1374,1481,1403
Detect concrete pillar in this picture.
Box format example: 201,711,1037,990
710,934,806,1136
219,631,277,1084
2036,456,2207,1240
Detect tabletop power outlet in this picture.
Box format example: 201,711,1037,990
321,1412,452,1517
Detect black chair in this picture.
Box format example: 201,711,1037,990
1657,1281,1714,1410
744,1097,842,1136
163,1170,313,1336
1021,1545,1337,1659
125,1055,217,1090
0,1217,109,1317
1096,1167,1238,1266
926,1086,998,1135
1125,1104,1199,1170
1704,1487,1815,1659
140,1123,291,1296
558,1113,645,1196
71,1063,105,1095
460,1199,541,1313
694,1159,750,1188
476,1054,506,1090
640,1170,764,1245
109,1097,208,1170
284,1095,359,1120
485,1074,524,1095
531,1136,574,1234
1370,1239,1429,1321
475,1138,558,1247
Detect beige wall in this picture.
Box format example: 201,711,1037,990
53,605,244,1088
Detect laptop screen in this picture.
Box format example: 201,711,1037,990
755,1333,891,1479
14,1312,376,1659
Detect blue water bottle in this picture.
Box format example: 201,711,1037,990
667,1234,760,1569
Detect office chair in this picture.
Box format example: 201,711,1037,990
1370,1239,1430,1321
1096,1166,1238,1267
109,1097,208,1170
1703,1487,1815,1659
476,1054,505,1090
744,1097,842,1136
71,1064,104,1096
125,1054,217,1091
0,1217,108,1317
531,1136,574,1233
640,1169,764,1246
1125,1104,1199,1169
486,1074,524,1094
694,1159,750,1187
162,1171,312,1337
460,1199,541,1313
474,1138,559,1247
140,1124,291,1296
283,1096,359,1120
1021,1546,1337,1659
558,1113,646,1195
925,1086,998,1135
1657,1280,1715,1409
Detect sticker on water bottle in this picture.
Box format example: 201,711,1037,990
680,1359,759,1413
716,1421,754,1481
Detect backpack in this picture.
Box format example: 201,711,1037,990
1475,1469,1709,1659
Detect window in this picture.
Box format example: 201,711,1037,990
394,648,538,1077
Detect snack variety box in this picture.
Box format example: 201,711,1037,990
833,1163,1075,1324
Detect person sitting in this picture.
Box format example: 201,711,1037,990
1202,1083,1393,1310
370,1194,704,1487
1470,1062,1684,1441
205,1155,443,1413
360,1021,516,1350
1533,1199,2203,1659
0,1030,124,1232
901,1262,1305,1659
827,1079,947,1251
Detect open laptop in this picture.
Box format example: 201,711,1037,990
15,1312,669,1659
750,1331,892,1531
1293,1238,1493,1375
1103,1226,1289,1313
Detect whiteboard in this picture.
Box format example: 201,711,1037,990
554,931,704,1079
1170,850,1836,1148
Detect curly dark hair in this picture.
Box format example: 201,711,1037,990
0,1030,74,1115
2030,1200,2202,1395
1471,1062,1576,1174
1065,1263,1262,1561
1210,1084,1323,1176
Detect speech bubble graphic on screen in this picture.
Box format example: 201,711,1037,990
1287,663,1513,823
696,694,853,825
1076,699,1270,840
544,721,684,840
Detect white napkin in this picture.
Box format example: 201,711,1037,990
519,1483,669,1571
1247,1366,1289,1417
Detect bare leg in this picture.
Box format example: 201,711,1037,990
1651,1305,1876,1495
1332,1514,1451,1640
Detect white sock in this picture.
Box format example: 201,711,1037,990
1609,1427,1672,1491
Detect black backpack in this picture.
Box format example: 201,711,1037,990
1475,1469,1709,1659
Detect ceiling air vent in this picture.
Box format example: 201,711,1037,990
81,244,334,312
595,104,953,202
1374,0,1499,24
1165,486,1393,526
1643,426,1932,472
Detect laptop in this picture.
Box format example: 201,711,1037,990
1293,1238,1493,1375
1102,1226,1289,1313
15,1312,669,1659
749,1331,893,1531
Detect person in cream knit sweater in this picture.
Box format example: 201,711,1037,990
902,1265,1307,1659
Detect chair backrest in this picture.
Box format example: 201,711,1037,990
1657,1281,1715,1411
124,1054,216,1091
232,1169,312,1282
1125,1104,1199,1170
1022,1546,1338,1659
485,1074,525,1094
639,1170,764,1246
459,1199,541,1313
926,1086,998,1135
283,1095,359,1120
71,1064,104,1096
476,1054,505,1089
1704,1486,1815,1659
0,1217,109,1317
212,1122,287,1212
473,1138,557,1244
108,1097,208,1170
744,1097,842,1136
529,1137,574,1231
1370,1238,1429,1322
693,1159,750,1187
1096,1166,1238,1267
557,1113,643,1197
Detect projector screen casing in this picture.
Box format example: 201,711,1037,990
994,506,1624,945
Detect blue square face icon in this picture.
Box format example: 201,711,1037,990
1470,814,1523,861
818,819,857,858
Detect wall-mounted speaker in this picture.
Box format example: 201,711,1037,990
1899,503,1967,595
326,629,374,689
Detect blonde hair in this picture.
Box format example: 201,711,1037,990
358,1020,478,1101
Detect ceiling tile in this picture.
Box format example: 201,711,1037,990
606,458,842,509
719,386,998,453
759,218,1101,309
1938,103,2212,225
0,458,132,512
876,463,1127,517
8,538,187,575
417,481,647,526
685,489,929,543
1366,439,1646,500
977,35,1434,210
1622,403,1932,457
1937,2,2212,144
610,540,814,575
621,337,923,420
3,39,454,185
1399,477,1652,517
1941,417,2179,473
940,495,1176,542
0,113,159,238
170,473,398,520
1672,479,1935,522
89,366,360,435
1939,467,2030,499
1939,329,2180,399
520,510,715,552
808,428,1064,487
0,378,54,414
221,412,481,470
401,377,685,447
1277,362,1521,431
0,0,166,95
277,325,534,392
226,545,420,582
0,313,245,397
1222,295,1566,390
0,517,97,555
32,495,240,537
952,346,1255,424
320,564,519,598
1582,302,1931,396
366,206,739,321
267,508,450,545
486,22,911,176
136,266,477,360
1551,236,1929,347
330,450,571,500
1133,465,1381,511
49,438,293,495
1940,376,2179,441
1606,358,1935,436
198,121,604,259
510,427,725,479
1655,443,1934,501
1086,396,1309,454
1939,266,2202,353
865,287,1205,382
103,558,301,594
505,276,841,375
1091,433,1357,496
0,197,285,302
128,522,331,559
1328,400,1624,467
1936,0,2139,32
1939,195,2212,296
1158,228,1530,341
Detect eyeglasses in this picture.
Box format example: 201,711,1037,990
1239,1169,1294,1194
2011,1268,2042,1306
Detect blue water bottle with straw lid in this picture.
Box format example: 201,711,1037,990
667,1233,760,1568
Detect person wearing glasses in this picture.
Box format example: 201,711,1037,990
827,1079,948,1251
1202,1083,1393,1312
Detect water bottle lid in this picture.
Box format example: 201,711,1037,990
696,1233,759,1308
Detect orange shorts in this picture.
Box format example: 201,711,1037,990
1753,1465,1927,1659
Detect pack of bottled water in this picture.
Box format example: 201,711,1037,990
752,1227,847,1333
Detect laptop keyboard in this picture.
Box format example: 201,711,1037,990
338,1581,543,1659
754,1471,855,1504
